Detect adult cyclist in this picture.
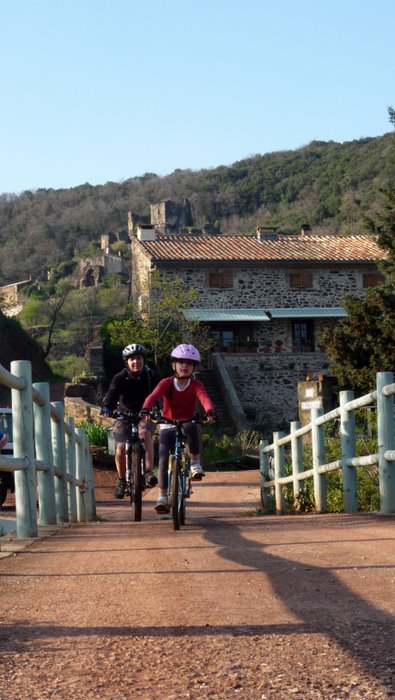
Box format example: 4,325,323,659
101,343,161,499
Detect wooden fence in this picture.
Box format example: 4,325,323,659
260,371,395,514
0,360,95,538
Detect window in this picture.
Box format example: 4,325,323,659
292,320,315,352
289,272,313,289
363,272,383,288
208,271,233,288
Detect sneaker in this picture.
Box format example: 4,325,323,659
114,478,126,499
191,463,205,480
155,495,170,514
145,471,158,488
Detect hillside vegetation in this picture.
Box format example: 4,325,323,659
1,133,394,285
0,313,55,404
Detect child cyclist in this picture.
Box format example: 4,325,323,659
141,343,216,514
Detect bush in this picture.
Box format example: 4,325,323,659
48,355,88,382
79,421,108,449
202,427,261,464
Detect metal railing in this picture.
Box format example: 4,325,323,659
0,360,95,538
260,371,395,514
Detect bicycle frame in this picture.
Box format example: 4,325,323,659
114,411,146,522
160,417,201,530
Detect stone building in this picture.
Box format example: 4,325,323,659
149,199,193,234
130,227,386,432
79,250,129,287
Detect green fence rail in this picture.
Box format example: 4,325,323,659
260,371,395,514
0,360,95,538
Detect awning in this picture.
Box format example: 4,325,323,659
183,308,272,322
268,307,346,318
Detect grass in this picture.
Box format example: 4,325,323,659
79,421,109,449
202,427,262,466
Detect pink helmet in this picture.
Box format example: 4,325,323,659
171,343,201,363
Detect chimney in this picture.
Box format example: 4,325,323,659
256,226,279,241
137,224,157,242
300,224,311,235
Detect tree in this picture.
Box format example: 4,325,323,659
101,271,211,374
321,108,395,393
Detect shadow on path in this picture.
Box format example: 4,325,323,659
200,517,395,693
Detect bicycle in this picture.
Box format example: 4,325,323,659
158,415,206,531
111,410,149,521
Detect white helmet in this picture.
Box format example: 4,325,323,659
122,343,146,361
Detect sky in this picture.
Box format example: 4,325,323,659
1,0,394,195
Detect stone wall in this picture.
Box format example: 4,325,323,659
143,263,373,309
131,240,153,307
218,351,334,434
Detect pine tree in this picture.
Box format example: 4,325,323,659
321,108,395,393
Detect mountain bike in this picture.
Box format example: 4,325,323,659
159,416,205,531
112,411,147,521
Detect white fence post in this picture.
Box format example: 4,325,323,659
66,416,78,522
76,427,87,522
340,390,358,513
311,407,327,513
51,401,69,523
11,360,38,538
87,447,96,520
290,420,304,502
33,382,57,525
377,371,395,513
259,439,271,512
273,431,286,514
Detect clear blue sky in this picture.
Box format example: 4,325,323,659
1,0,394,195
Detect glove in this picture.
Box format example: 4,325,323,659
140,409,150,420
101,407,111,417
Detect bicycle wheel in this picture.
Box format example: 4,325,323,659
179,477,186,526
130,442,143,521
170,457,182,530
179,454,189,526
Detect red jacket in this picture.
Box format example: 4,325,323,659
142,376,214,421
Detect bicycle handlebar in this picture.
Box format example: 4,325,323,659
151,413,213,426
108,409,157,422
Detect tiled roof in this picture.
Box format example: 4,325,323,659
138,234,386,263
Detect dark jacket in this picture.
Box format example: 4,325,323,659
103,365,160,414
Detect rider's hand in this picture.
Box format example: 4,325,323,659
100,407,111,418
140,409,151,420
206,411,216,423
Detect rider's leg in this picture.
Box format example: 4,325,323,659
115,442,126,479
138,421,154,472
157,430,174,496
155,430,176,512
114,441,127,498
139,421,158,487
184,423,205,478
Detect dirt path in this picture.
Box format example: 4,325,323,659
0,469,394,699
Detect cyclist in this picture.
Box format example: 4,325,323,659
141,343,216,513
101,343,160,499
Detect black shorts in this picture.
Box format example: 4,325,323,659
113,419,155,444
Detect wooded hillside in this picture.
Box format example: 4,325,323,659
0,132,394,285
0,313,55,404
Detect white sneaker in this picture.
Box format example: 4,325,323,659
155,495,170,514
191,463,205,480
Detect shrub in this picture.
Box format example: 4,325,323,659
79,421,108,449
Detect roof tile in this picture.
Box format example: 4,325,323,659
139,234,385,263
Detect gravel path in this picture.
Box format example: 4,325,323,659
0,469,394,699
